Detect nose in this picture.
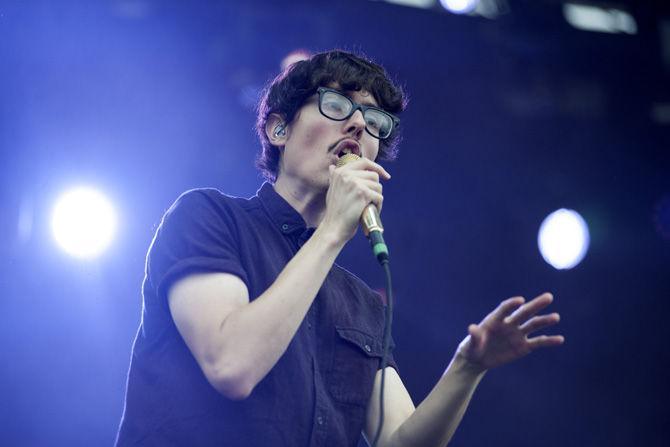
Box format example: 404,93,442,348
344,108,366,138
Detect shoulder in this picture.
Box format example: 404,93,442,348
145,188,256,298
159,188,259,228
167,187,254,215
148,187,258,258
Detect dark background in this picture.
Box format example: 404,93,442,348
1,0,668,445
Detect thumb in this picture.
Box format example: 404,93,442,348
467,324,481,349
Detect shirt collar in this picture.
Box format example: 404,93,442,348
257,182,314,240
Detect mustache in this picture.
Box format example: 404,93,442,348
328,137,350,152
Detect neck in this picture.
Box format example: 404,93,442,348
273,175,327,228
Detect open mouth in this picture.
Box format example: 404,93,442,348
333,139,361,159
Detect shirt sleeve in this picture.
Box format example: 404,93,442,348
146,189,250,301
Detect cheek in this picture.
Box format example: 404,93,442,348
373,144,381,160
365,138,381,161
301,121,332,147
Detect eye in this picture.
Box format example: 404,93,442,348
324,100,344,112
321,92,352,118
366,116,381,131
365,110,391,135
323,98,346,113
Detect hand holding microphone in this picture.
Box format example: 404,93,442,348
334,153,390,264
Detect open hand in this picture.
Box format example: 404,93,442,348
457,293,564,372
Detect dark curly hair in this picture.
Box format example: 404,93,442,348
255,50,407,183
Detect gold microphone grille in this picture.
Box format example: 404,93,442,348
335,152,360,168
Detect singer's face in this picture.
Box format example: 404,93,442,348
277,86,381,192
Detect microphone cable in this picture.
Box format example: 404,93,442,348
333,153,394,446
370,254,393,447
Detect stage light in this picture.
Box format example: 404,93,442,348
51,187,118,259
383,0,435,9
281,49,311,70
439,0,479,14
538,209,590,270
563,3,637,34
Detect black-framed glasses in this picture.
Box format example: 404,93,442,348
316,87,400,140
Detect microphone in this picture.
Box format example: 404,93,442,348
336,153,389,264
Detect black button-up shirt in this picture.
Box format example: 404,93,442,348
116,183,395,447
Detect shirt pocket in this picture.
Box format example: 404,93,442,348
327,326,384,407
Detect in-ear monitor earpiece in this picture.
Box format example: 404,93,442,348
274,123,286,137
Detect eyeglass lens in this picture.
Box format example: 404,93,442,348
320,90,393,139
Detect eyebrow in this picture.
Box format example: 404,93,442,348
359,98,379,108
346,92,379,108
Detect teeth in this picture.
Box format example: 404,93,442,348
336,143,357,158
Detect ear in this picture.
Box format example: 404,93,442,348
265,113,288,146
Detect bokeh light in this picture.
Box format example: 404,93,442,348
281,49,312,70
538,208,590,269
51,187,118,259
439,0,479,14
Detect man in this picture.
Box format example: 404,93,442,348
115,50,563,447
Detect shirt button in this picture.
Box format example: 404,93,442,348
307,322,312,329
281,224,289,231
364,344,372,353
316,415,324,425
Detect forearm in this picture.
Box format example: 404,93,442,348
214,224,345,395
389,354,486,447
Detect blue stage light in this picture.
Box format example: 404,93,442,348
538,209,590,270
51,187,118,259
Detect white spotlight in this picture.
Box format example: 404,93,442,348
538,208,590,270
440,0,479,14
563,3,637,34
51,187,118,259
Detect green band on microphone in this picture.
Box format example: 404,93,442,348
373,243,388,257
369,230,389,263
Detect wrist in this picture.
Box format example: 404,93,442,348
450,351,488,378
315,218,351,247
312,223,347,252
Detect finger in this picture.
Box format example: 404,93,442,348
519,313,560,335
527,334,565,349
361,179,382,194
492,296,526,322
350,171,380,184
505,292,554,325
335,168,381,185
355,158,391,180
366,190,384,213
466,324,481,351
